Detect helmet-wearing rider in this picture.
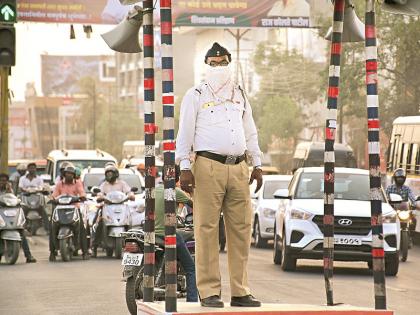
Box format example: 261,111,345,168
92,165,134,258
386,168,417,207
50,165,88,262
10,163,27,194
55,161,73,184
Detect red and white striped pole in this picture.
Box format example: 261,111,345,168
323,0,345,306
364,0,387,309
160,0,177,312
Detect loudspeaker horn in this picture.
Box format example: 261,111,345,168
325,0,365,43
101,6,143,53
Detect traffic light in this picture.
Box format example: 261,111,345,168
0,0,16,66
0,24,15,66
0,0,17,23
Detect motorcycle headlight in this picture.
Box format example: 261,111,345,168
290,208,312,220
0,215,5,227
397,210,410,221
383,211,397,223
17,209,26,226
52,209,59,222
73,209,80,222
263,208,276,218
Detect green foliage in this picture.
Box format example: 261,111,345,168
75,76,142,160
257,95,303,152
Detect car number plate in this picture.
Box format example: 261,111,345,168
121,253,143,266
334,237,362,246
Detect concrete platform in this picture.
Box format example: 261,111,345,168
137,301,393,315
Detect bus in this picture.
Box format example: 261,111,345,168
386,116,420,196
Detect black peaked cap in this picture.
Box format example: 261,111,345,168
204,42,232,63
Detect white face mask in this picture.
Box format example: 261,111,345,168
205,64,232,90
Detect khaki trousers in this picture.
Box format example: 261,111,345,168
192,156,252,299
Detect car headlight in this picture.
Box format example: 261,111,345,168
290,208,312,220
263,208,276,218
383,211,397,223
397,210,410,221
0,215,5,227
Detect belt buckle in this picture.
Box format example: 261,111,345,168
225,155,237,165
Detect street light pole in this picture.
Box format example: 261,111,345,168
0,67,9,173
226,29,250,85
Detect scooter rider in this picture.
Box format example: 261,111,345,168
386,168,417,207
19,162,49,233
154,165,198,302
0,173,36,263
50,166,88,261
10,163,27,194
92,165,134,257
55,161,72,184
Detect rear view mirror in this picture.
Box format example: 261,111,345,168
273,188,290,199
389,193,403,203
185,213,193,225
131,187,139,193
91,186,101,194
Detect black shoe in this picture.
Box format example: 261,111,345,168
26,256,37,263
49,253,56,262
200,295,224,308
231,295,261,307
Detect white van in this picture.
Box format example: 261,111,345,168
45,149,117,184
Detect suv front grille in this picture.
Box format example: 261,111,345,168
312,215,371,236
313,243,372,252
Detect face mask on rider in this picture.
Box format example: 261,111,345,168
205,64,232,91
395,177,405,186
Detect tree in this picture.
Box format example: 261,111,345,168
257,95,303,152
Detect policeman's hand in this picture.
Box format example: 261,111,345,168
249,168,263,193
180,170,195,193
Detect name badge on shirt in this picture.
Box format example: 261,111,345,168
202,101,215,109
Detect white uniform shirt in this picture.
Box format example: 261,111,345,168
99,179,131,194
176,82,262,170
19,175,43,190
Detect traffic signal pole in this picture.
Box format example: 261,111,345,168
0,67,9,173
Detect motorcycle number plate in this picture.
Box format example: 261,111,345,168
122,253,143,266
334,237,362,246
3,209,17,217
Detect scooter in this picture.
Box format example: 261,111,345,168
20,187,49,235
121,214,194,315
101,191,132,259
389,193,412,262
0,193,26,265
51,195,84,262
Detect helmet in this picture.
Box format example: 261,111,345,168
393,168,406,186
16,163,27,171
59,161,73,171
105,165,119,177
75,167,82,178
63,166,76,175
393,168,406,179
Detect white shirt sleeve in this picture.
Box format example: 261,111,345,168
18,176,25,189
176,88,199,170
35,176,44,187
242,95,262,167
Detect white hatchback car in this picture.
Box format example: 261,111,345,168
251,175,292,248
273,167,400,276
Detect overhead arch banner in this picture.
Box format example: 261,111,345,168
17,0,328,27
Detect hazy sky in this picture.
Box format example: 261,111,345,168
11,22,115,101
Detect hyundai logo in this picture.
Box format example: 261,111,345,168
338,218,352,226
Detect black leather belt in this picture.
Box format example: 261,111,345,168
196,151,246,165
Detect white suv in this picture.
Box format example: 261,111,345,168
252,175,292,248
273,167,400,276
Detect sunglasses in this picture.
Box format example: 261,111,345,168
209,60,229,67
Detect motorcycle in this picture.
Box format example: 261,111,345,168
20,187,49,235
51,195,84,262
389,193,412,262
121,214,194,315
0,193,26,265
101,191,132,259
